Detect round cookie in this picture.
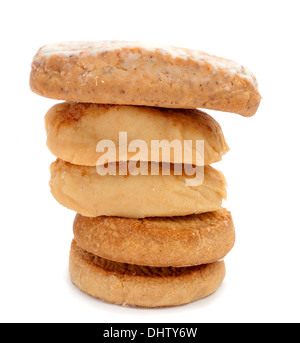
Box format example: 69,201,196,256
45,102,229,167
30,41,261,116
69,240,226,308
73,209,235,267
50,159,227,218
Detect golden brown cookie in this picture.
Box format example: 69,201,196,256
69,240,226,307
45,102,229,166
73,209,235,267
50,159,227,218
30,41,260,116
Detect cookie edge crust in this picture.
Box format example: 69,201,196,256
69,240,226,308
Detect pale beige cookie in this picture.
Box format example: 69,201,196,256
30,41,260,116
73,209,235,267
45,102,229,166
50,159,227,218
69,240,226,308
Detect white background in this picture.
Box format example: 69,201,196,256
1,0,299,323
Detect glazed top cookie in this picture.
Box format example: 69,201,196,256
30,41,261,116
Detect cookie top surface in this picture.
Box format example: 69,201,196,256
36,40,256,85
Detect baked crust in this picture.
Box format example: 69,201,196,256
69,240,226,307
30,41,260,116
49,159,227,218
45,102,229,166
73,209,235,267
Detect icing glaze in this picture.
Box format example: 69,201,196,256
36,41,256,85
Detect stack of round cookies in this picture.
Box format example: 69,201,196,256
30,41,260,307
